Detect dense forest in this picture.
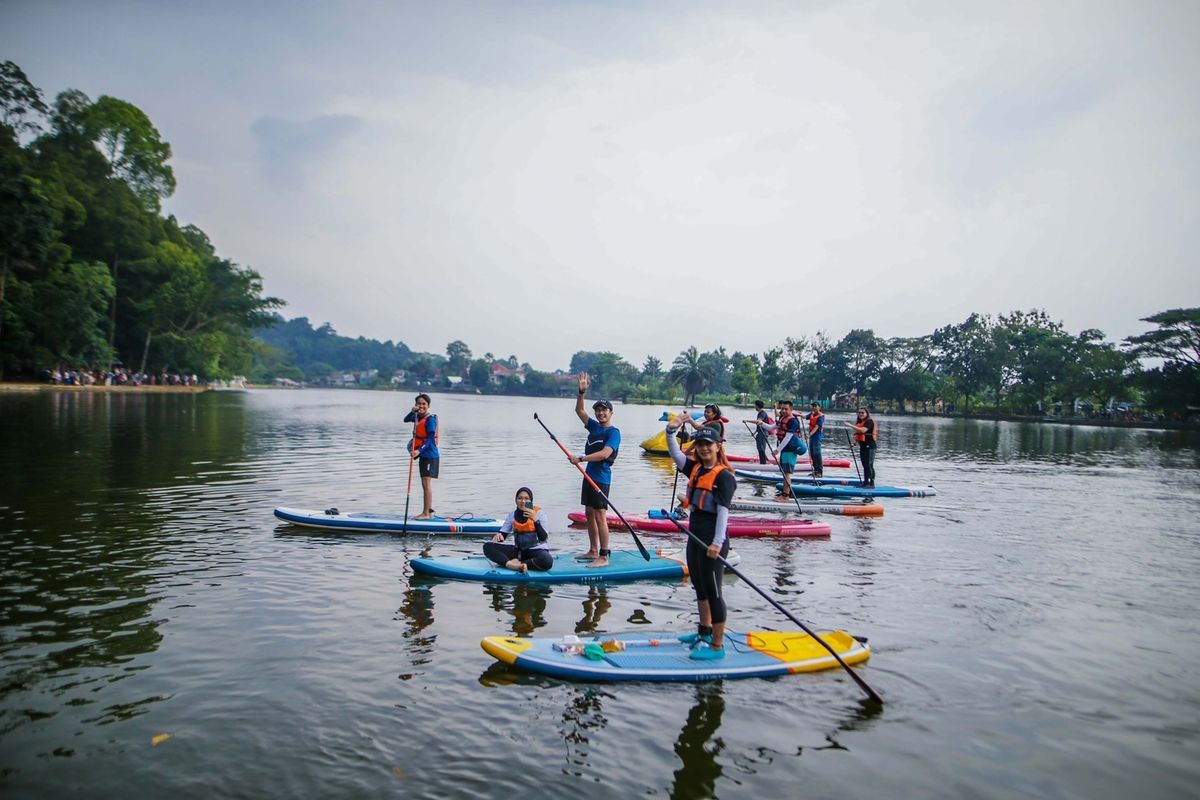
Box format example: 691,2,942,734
0,61,281,380
2,61,1195,419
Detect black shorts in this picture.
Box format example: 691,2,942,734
580,479,610,510
418,457,439,479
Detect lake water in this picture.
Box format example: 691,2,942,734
2,389,1198,799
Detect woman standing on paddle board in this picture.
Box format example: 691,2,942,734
483,487,553,573
845,408,877,487
569,373,620,569
403,393,439,519
666,415,737,661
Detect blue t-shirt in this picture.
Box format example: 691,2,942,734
808,412,824,444
584,418,620,484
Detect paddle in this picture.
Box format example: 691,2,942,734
742,419,806,515
668,456,683,518
741,420,780,467
403,413,417,534
658,510,883,704
845,428,862,483
533,413,651,561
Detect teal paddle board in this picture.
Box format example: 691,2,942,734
411,549,689,583
482,629,871,681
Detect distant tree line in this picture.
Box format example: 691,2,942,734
254,308,1198,420
0,61,281,379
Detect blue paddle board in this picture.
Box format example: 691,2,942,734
274,507,503,533
771,483,937,498
411,549,688,583
482,629,870,681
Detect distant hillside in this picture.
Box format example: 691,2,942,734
252,315,444,382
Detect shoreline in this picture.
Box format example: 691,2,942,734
3,381,1193,432
0,382,207,394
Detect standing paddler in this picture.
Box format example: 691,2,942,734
568,373,620,569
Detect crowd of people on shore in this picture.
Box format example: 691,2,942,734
39,367,201,387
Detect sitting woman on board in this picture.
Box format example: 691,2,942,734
665,414,737,661
483,487,553,574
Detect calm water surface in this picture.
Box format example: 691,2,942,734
2,390,1198,798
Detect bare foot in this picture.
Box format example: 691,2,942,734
518,563,529,574
585,557,609,569
773,496,792,503
505,559,523,571
575,551,599,561
415,512,434,520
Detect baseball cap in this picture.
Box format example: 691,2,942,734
593,399,614,412
691,427,720,445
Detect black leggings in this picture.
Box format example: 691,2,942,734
483,542,554,571
685,537,730,624
859,444,876,485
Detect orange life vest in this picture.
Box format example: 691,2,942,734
808,410,824,436
681,463,728,513
412,413,438,454
854,418,877,444
512,505,541,533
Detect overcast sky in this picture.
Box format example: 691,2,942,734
5,0,1198,371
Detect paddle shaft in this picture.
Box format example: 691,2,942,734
533,413,651,561
403,418,417,534
845,428,862,482
742,420,806,515
660,511,883,704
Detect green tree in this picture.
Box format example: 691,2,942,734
730,354,759,396
80,95,176,212
642,355,662,379
759,347,783,398
446,339,472,374
931,313,1006,414
468,358,490,389
1124,308,1200,367
998,310,1073,413
1125,308,1200,415
1,60,49,136
668,346,714,406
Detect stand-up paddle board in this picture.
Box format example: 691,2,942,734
481,629,870,681
274,507,503,533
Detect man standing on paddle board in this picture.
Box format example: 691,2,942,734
569,373,620,569
760,399,806,502
665,416,736,660
805,402,825,478
403,393,439,519
750,400,771,464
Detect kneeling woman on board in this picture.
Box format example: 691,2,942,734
483,487,553,574
665,414,737,661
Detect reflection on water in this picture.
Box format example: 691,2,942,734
575,587,612,634
670,684,725,800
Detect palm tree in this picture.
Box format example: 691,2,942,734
668,346,713,405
